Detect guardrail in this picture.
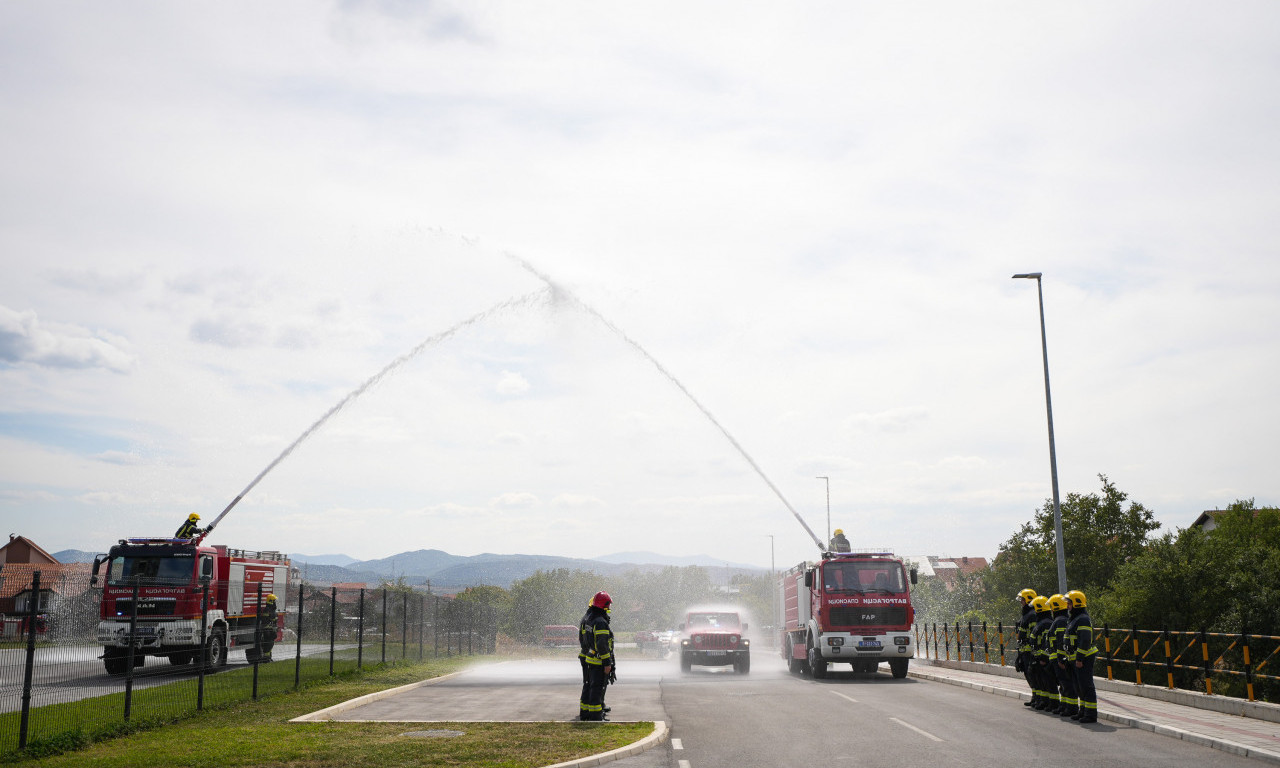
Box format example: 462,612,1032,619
914,620,1280,704
0,570,497,755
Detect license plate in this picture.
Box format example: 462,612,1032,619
132,627,157,635
704,650,726,656
857,641,881,649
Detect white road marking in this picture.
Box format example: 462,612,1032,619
678,760,692,768
672,738,683,749
829,690,859,704
890,716,943,742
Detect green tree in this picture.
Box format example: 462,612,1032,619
981,474,1160,618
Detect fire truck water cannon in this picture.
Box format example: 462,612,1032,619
777,549,918,680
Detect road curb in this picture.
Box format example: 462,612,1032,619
539,720,668,768
907,666,1280,765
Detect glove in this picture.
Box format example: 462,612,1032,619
608,669,617,684
1014,657,1024,673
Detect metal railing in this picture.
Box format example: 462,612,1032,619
914,619,1280,704
0,570,497,755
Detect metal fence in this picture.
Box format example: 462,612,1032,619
914,620,1280,704
0,570,497,754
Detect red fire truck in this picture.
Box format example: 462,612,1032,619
92,537,289,674
778,551,916,679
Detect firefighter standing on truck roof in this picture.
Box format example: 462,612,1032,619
1066,589,1099,724
174,513,204,540
829,528,851,553
1015,589,1038,708
578,591,614,721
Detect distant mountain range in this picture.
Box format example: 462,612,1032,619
51,547,762,592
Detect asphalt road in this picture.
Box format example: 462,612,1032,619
0,642,350,713
654,655,1265,768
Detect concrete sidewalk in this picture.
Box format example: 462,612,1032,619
911,657,1280,764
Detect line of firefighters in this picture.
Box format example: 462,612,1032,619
1014,588,1099,724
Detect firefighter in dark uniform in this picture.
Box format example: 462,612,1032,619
829,529,851,553
1015,588,1038,707
174,513,204,540
259,593,278,661
578,591,614,721
1030,596,1058,711
1049,594,1078,717
1067,589,1099,723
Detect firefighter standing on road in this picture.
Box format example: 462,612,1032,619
1067,589,1099,724
578,591,615,721
1015,589,1039,707
1049,594,1078,717
259,594,278,661
1030,596,1058,711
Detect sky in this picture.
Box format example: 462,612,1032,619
2,2,1278,573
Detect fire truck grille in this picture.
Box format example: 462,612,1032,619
829,606,907,627
693,634,735,650
114,600,176,617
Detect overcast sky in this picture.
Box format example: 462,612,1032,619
2,2,1277,573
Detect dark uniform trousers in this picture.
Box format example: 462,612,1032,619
1075,655,1098,717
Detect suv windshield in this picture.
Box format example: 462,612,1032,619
822,562,906,593
687,612,740,630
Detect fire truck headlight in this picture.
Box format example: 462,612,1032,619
893,636,910,646
827,637,844,647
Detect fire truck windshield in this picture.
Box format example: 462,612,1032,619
106,554,195,586
823,562,905,593
687,612,740,629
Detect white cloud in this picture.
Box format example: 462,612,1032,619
0,304,134,372
495,370,530,395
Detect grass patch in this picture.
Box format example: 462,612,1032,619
4,657,654,767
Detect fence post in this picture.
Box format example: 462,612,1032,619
943,623,950,661
123,579,140,721
197,583,209,710
434,596,440,658
1242,626,1254,702
997,621,1005,666
402,591,408,660
381,588,388,664
328,586,336,676
1200,627,1213,695
419,594,425,660
967,620,975,662
252,582,263,700
1104,624,1113,681
932,622,938,659
1163,625,1175,689
357,589,365,670
983,621,990,665
295,583,304,689
1132,625,1142,686
17,570,40,750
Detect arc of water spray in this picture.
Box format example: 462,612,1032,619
507,254,827,552
202,289,549,537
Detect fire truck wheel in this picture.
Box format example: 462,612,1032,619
169,651,194,666
889,658,909,679
808,643,828,679
103,648,129,675
206,630,227,668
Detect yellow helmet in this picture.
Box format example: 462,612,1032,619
266,594,277,604
188,513,201,522
1017,588,1037,602
1031,596,1049,613
1048,594,1068,611
1066,589,1087,608
834,528,844,535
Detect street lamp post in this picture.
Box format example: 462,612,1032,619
1012,272,1067,594
765,534,776,639
816,476,830,549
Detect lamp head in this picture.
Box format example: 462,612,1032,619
1011,272,1043,280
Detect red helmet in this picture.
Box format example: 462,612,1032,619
590,591,612,609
